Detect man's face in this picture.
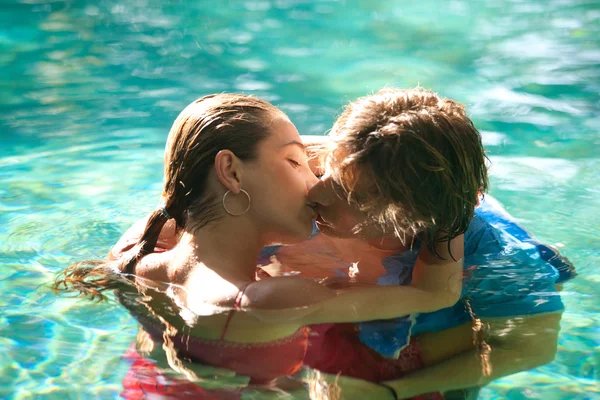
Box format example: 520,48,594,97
307,162,382,240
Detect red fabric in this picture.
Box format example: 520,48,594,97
171,328,309,384
133,306,309,384
305,323,444,400
125,266,309,385
219,283,251,340
121,348,241,399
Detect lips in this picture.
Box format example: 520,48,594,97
307,204,319,219
315,214,328,226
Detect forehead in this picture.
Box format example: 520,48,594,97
265,118,301,146
325,153,375,200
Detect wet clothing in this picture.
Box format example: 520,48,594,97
259,196,572,358
358,196,569,357
124,282,309,385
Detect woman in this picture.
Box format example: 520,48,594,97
54,94,474,397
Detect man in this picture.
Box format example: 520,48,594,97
261,87,574,398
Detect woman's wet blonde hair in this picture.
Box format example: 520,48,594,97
53,93,285,299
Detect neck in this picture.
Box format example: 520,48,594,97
364,235,410,258
186,215,264,282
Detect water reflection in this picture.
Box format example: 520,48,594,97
1,0,599,398
105,266,566,399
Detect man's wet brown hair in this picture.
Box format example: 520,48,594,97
325,87,488,256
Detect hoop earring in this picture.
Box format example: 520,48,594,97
222,189,251,216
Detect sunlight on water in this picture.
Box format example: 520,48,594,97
1,0,599,398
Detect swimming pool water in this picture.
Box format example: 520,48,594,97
1,0,599,398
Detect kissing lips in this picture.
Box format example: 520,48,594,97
315,214,329,226
307,204,319,219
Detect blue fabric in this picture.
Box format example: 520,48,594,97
258,245,283,266
357,196,568,357
474,196,576,284
258,197,571,358
258,222,321,266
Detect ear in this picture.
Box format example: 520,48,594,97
214,150,244,193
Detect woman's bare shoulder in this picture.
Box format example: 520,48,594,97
107,216,179,261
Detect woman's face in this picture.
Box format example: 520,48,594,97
242,118,319,244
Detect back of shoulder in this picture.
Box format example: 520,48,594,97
243,276,335,310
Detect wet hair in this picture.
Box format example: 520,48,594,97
324,87,488,257
53,93,285,299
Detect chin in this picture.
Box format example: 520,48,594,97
315,222,353,239
281,223,315,244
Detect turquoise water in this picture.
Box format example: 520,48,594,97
1,0,599,398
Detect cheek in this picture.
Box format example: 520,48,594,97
332,198,361,224
274,175,301,199
259,163,306,203
343,214,365,231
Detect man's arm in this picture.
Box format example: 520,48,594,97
410,233,464,308
383,313,561,399
243,273,461,325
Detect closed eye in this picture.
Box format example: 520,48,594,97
288,159,301,168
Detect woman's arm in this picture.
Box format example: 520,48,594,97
243,257,461,325
257,233,464,324
242,237,463,325
383,313,561,399
303,275,461,324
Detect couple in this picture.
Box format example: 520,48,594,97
55,88,572,399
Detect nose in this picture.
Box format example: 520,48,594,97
306,169,319,189
307,176,334,206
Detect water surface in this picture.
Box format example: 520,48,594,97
1,0,599,398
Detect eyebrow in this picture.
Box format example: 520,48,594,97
280,140,307,154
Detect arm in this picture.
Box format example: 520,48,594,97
408,233,464,306
301,277,460,324
383,313,561,399
244,251,462,325
301,234,464,324
244,236,464,324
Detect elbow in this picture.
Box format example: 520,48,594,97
531,338,558,367
516,343,557,372
439,288,461,309
412,286,462,313
419,290,461,313
523,313,561,367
